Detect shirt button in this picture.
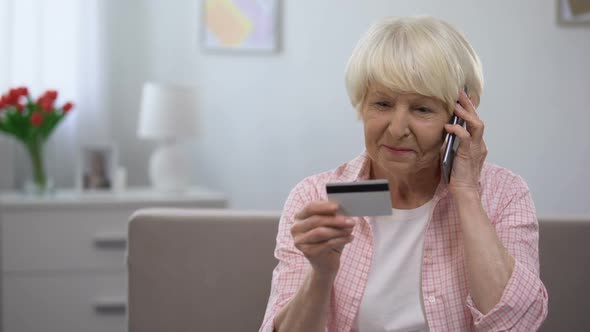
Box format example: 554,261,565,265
428,296,436,304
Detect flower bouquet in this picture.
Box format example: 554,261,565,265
0,87,74,193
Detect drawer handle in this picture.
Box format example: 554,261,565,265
93,297,126,314
93,232,127,248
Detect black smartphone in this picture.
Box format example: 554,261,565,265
441,87,467,184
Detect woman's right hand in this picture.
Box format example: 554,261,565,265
291,201,355,277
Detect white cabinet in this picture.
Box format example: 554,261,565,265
5,274,127,332
0,188,227,332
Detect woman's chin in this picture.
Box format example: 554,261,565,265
376,157,413,175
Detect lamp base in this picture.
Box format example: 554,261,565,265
148,141,190,191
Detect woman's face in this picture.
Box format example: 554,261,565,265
361,84,450,178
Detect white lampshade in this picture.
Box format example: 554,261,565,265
137,82,199,191
138,82,199,139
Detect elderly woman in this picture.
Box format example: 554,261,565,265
260,16,548,332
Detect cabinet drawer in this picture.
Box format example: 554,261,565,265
3,272,126,332
2,208,134,272
2,200,225,272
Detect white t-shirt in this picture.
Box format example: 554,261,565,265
353,199,435,332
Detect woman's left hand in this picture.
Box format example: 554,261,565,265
444,90,488,194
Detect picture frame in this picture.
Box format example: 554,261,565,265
76,144,118,191
201,0,281,53
557,0,590,26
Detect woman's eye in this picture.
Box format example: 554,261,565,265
415,107,432,113
375,101,391,108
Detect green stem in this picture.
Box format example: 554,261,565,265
26,138,47,189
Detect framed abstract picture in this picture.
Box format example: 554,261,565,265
201,0,280,52
558,0,590,25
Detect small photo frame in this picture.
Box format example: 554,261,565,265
201,0,281,53
558,0,590,25
77,145,118,191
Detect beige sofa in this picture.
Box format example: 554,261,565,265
127,208,281,332
538,218,590,331
127,209,590,331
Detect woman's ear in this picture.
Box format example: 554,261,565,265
468,93,480,109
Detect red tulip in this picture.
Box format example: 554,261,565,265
6,90,18,105
13,88,27,105
17,87,29,97
62,102,74,113
37,90,57,104
40,98,54,112
45,90,58,100
30,112,43,127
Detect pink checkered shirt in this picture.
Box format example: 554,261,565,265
260,151,548,332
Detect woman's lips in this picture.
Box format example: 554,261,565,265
383,145,414,155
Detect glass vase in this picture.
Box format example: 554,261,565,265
23,138,54,195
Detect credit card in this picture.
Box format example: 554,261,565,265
326,179,392,217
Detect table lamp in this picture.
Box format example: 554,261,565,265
138,82,199,191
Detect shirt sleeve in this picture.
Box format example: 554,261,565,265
466,174,549,331
259,178,316,332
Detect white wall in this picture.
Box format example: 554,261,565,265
103,0,590,217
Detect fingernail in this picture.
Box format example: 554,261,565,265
345,218,355,226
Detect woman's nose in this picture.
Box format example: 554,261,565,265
387,109,410,139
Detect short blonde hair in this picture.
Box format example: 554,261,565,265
345,16,484,114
